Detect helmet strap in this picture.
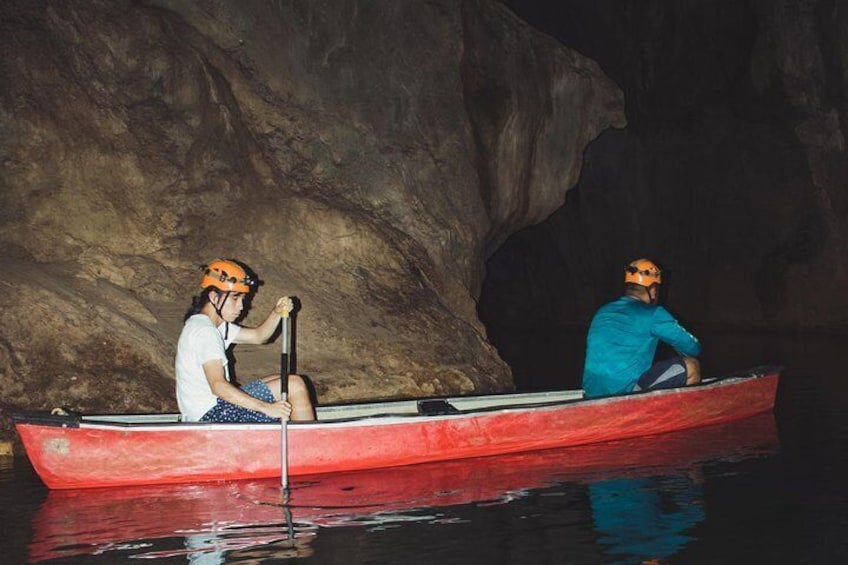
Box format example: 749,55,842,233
211,290,232,340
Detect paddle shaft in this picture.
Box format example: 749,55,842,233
280,312,291,490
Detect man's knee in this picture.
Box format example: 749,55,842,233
684,357,701,385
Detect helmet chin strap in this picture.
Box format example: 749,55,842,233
212,290,232,340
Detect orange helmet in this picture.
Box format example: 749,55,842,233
624,258,662,287
200,259,256,293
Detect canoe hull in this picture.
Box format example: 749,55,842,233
29,413,780,562
15,370,779,489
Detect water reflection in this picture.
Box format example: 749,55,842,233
29,413,778,563
590,474,704,562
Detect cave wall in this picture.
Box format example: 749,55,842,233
486,0,848,347
0,0,624,439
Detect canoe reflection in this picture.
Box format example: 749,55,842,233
30,413,778,562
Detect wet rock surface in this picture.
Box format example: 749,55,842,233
0,0,623,444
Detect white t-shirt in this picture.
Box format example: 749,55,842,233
175,315,242,421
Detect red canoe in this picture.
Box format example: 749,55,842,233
29,412,780,562
13,367,780,489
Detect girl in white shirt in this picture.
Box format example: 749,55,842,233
175,259,315,422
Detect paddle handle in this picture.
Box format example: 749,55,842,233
281,313,291,396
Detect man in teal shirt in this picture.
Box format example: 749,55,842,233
582,259,701,398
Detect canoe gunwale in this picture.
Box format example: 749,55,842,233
12,366,781,430
11,411,83,429
12,366,781,489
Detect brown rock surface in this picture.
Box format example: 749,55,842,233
0,0,624,444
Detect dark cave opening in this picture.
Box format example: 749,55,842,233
480,1,848,390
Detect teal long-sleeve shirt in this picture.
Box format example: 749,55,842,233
582,296,700,398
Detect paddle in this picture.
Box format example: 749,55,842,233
279,297,297,545
280,299,292,490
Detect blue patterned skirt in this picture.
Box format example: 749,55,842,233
199,379,277,423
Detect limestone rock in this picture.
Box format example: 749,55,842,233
0,0,623,443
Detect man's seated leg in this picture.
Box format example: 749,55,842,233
634,357,689,392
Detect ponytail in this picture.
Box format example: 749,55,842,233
184,287,217,321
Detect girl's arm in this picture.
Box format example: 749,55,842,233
203,359,291,419
234,297,293,345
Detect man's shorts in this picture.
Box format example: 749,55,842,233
200,379,277,423
633,357,689,392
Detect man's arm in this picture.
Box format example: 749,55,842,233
652,307,701,357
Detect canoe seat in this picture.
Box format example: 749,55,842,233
417,399,459,416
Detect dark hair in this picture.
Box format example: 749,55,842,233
183,286,218,321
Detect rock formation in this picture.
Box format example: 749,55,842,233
0,0,624,444
484,0,848,389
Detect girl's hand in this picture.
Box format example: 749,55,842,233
274,296,294,317
262,399,293,420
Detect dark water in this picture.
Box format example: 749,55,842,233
1,332,847,564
